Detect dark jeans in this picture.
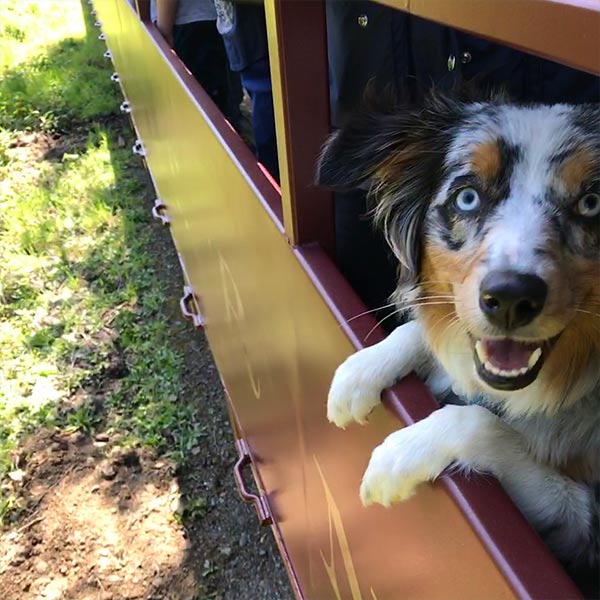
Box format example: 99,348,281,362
239,57,279,183
173,20,241,126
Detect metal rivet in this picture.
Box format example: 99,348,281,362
447,54,456,71
357,14,368,27
461,51,472,64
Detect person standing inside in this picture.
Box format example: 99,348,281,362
214,0,279,182
153,0,241,125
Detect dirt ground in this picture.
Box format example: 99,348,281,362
0,133,293,600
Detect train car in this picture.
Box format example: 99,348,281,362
91,0,599,598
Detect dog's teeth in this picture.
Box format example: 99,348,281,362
482,363,531,378
528,347,542,369
475,340,488,363
499,368,520,378
484,361,500,375
481,344,544,380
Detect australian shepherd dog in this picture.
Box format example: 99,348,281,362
317,94,600,580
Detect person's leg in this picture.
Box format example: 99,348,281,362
173,20,238,124
239,58,279,182
225,68,243,129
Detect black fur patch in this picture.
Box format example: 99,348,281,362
491,139,521,199
316,93,466,284
431,139,522,251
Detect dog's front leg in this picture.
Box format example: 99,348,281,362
359,403,493,506
327,320,430,428
360,404,597,565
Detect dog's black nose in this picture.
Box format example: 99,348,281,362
479,271,547,330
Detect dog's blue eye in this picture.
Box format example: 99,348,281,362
576,193,600,218
454,187,481,212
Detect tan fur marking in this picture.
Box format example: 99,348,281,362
542,315,598,395
559,150,595,196
376,139,432,183
418,242,482,354
559,455,595,483
539,272,600,411
470,140,501,181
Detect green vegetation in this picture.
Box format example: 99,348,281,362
0,0,204,525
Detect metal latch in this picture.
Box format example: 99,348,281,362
132,139,146,157
179,285,204,329
233,439,273,526
151,199,170,225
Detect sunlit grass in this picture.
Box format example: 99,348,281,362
0,1,87,70
0,0,117,132
1,134,118,407
0,1,206,526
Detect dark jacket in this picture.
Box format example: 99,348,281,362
326,1,600,126
217,3,268,72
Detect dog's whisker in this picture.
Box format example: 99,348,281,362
416,279,457,286
417,279,455,284
346,302,399,323
402,295,458,303
574,308,600,318
347,299,458,326
397,301,457,312
363,309,404,342
408,300,458,307
428,311,458,333
438,314,468,340
403,300,458,309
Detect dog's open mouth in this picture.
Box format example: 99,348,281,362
473,337,554,391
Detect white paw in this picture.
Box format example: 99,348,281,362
327,321,429,428
359,412,456,506
327,350,385,428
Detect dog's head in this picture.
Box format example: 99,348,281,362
318,94,600,415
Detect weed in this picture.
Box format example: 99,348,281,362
65,402,102,434
173,495,208,526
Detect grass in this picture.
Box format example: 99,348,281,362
0,0,205,525
0,1,117,132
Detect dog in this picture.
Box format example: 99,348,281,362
316,93,600,578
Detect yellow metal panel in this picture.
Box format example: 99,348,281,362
264,0,295,243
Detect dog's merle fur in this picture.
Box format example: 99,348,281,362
317,93,600,592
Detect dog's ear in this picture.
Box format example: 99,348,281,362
316,93,465,286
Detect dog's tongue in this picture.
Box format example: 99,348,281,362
483,339,539,370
